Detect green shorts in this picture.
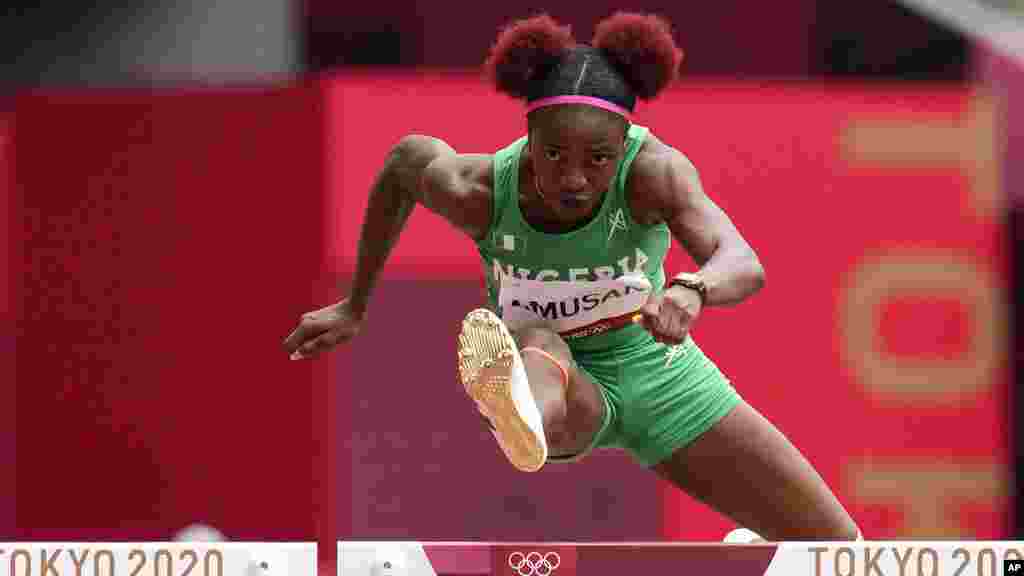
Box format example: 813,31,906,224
550,334,742,468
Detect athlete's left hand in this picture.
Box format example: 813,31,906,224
639,285,703,345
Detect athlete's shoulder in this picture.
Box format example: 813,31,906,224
421,152,495,241
633,129,682,166
431,152,494,183
626,130,699,225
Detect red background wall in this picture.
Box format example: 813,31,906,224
306,1,816,74
1,108,14,537
1,110,9,323
12,86,336,549
413,2,815,75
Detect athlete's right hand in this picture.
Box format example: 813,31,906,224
282,298,365,360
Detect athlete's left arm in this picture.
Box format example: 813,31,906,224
642,150,766,307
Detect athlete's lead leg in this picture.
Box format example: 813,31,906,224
456,308,605,471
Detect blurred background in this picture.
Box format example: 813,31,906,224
1,0,1021,570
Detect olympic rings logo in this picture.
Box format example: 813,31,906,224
507,552,561,576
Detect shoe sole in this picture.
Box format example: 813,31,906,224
457,308,546,472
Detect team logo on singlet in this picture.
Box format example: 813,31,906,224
664,342,685,367
607,208,628,243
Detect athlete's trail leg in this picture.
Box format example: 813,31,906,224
653,400,860,541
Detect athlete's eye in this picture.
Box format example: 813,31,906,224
544,149,561,162
592,153,611,166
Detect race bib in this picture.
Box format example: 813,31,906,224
497,271,652,334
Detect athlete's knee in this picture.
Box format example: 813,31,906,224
513,325,574,397
826,525,862,542
513,325,570,360
838,519,863,541
797,497,861,541
826,503,862,541
814,512,861,541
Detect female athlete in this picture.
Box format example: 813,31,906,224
283,12,861,542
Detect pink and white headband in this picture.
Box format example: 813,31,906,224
525,95,632,121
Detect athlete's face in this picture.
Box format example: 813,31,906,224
527,105,628,225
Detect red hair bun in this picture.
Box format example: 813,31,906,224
592,12,684,100
484,14,576,100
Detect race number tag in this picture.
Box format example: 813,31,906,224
497,271,652,334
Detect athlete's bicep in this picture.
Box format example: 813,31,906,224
420,153,494,241
659,153,750,267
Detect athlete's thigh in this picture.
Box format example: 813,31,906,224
556,355,613,457
512,326,608,456
652,400,858,541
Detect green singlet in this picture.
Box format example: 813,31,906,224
474,124,742,467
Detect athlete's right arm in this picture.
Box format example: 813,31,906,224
282,134,493,360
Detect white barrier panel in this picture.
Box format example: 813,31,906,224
340,541,1024,576
0,543,317,576
769,541,1024,576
